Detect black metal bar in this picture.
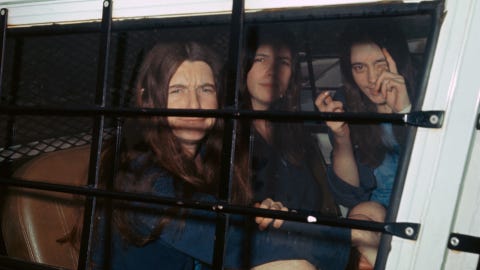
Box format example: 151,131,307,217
0,176,419,240
476,113,479,130
212,0,245,269
448,233,480,254
0,105,445,128
2,1,435,37
374,3,445,270
0,8,7,98
0,255,67,270
3,38,23,155
77,1,112,270
304,40,317,103
411,1,445,112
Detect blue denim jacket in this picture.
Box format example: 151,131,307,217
91,153,351,270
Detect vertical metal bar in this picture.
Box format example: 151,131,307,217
304,40,317,103
4,37,22,152
212,0,244,269
374,3,445,270
77,1,112,269
0,8,9,254
0,8,16,152
0,8,8,98
476,113,479,130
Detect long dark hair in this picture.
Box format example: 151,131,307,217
241,25,305,165
110,42,253,246
241,25,338,216
339,20,417,167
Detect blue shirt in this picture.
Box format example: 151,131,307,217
92,152,351,270
327,123,400,208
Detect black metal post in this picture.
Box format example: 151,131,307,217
212,0,244,269
0,8,7,99
77,1,112,269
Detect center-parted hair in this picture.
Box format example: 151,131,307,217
338,20,417,167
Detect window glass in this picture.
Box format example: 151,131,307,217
0,2,442,270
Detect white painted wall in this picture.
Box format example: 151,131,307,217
387,0,480,269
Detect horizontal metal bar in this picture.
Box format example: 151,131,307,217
245,1,439,23
403,110,444,128
0,176,419,240
448,233,480,254
2,1,439,36
0,105,444,128
0,255,67,270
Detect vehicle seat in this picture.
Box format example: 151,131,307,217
1,145,90,270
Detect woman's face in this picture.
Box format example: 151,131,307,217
167,60,218,153
246,44,292,111
350,42,389,105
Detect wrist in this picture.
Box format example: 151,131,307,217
398,104,412,113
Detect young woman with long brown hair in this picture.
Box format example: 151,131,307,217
90,40,351,270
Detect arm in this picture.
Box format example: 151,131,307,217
315,91,359,187
141,179,351,269
327,164,376,208
315,91,376,207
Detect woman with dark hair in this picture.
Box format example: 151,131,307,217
91,41,247,269
91,40,351,270
316,20,416,209
241,24,340,218
238,25,352,269
315,20,417,267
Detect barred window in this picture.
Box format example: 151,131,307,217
0,1,444,270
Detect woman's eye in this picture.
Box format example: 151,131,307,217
376,62,389,71
352,64,365,72
169,87,182,94
254,56,265,63
281,59,291,66
200,86,216,94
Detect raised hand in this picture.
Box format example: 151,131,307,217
376,48,411,113
315,91,349,137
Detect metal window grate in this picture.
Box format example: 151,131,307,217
0,1,446,270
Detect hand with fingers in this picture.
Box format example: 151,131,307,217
315,91,350,138
254,198,289,231
377,48,411,113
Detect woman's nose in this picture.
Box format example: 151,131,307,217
367,67,378,84
265,60,274,75
187,91,201,109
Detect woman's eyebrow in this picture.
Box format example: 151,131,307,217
351,57,387,66
203,82,216,87
168,84,187,89
255,52,270,58
374,57,387,64
169,83,216,89
277,55,291,61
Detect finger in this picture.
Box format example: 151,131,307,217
261,198,274,208
332,103,345,113
272,206,288,228
315,91,333,110
270,202,283,210
254,201,269,224
382,48,398,74
258,217,274,231
323,100,344,117
379,78,389,99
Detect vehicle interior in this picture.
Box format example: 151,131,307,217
0,1,443,269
